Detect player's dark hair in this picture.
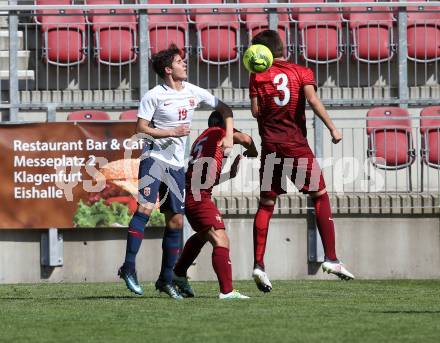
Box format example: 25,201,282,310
208,111,225,128
251,29,283,58
151,44,181,79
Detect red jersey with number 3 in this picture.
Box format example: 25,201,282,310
186,127,226,197
249,60,317,147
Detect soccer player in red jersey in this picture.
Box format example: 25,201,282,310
173,111,258,299
249,30,355,292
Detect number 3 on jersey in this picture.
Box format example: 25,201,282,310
273,73,290,106
178,108,188,120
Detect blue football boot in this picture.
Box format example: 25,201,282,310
118,266,144,296
155,279,183,300
172,272,195,298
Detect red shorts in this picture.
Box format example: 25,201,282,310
185,193,225,232
259,142,326,198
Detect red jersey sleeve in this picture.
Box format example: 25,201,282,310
249,73,257,98
301,67,317,90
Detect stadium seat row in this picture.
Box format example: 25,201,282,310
34,0,440,66
367,106,440,191
36,0,137,66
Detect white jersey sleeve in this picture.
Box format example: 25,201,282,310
186,83,219,108
137,91,157,121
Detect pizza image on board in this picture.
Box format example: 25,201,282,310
73,159,135,228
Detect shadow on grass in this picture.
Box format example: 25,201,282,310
0,293,288,301
78,295,161,300
0,295,160,300
78,295,228,301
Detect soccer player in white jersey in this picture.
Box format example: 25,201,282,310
118,45,234,299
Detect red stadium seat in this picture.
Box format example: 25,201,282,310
147,0,188,59
298,6,343,63
339,0,375,21
34,0,72,25
187,0,223,24
366,107,415,190
420,106,440,190
86,0,138,65
40,9,87,66
288,0,324,22
195,8,240,64
67,110,111,120
238,0,290,58
407,4,440,62
119,109,138,121
348,6,395,63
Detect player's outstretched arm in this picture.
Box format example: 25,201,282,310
233,131,258,157
136,118,190,139
217,131,256,185
304,85,342,144
215,100,234,151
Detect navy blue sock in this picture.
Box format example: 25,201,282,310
124,211,149,271
159,227,182,283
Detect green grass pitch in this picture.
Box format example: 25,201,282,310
1,280,439,343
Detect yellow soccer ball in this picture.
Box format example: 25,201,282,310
243,44,273,73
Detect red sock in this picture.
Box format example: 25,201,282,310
212,246,233,294
174,233,206,277
253,203,274,269
312,192,337,260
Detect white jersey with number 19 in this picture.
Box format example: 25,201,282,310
138,81,218,167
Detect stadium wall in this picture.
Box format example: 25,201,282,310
1,210,439,284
